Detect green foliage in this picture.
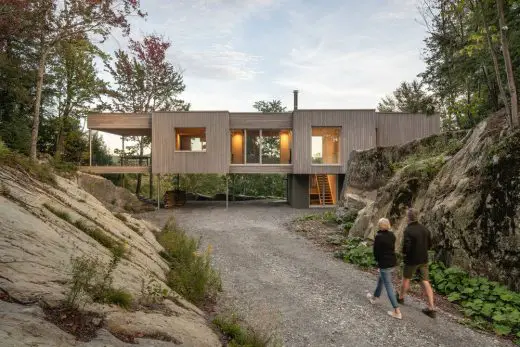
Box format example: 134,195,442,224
73,219,126,258
139,277,170,306
44,203,72,223
213,313,277,347
377,79,436,115
157,219,222,306
0,143,56,185
253,99,287,113
102,288,133,309
400,156,446,181
334,237,376,268
296,211,337,223
114,213,127,222
66,255,133,309
429,262,520,339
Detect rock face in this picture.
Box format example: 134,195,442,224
77,172,155,213
0,167,221,346
341,114,520,290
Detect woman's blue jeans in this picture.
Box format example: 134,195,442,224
374,267,399,309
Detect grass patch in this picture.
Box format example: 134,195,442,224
0,140,56,185
0,182,10,197
49,159,78,178
157,218,222,306
73,219,126,258
114,213,127,222
296,210,338,223
213,313,279,347
44,203,72,223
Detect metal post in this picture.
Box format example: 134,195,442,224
157,174,160,210
89,129,92,166
225,174,229,210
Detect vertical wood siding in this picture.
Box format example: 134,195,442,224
292,110,377,174
151,112,229,174
229,112,293,129
376,113,440,147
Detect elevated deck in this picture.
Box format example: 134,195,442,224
79,166,150,174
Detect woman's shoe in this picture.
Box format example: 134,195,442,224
366,293,378,304
387,311,403,320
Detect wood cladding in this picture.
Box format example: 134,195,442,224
229,112,292,129
376,113,440,147
86,110,441,175
87,113,151,136
152,112,230,174
229,165,293,174
292,110,377,174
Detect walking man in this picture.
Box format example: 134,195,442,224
397,208,436,318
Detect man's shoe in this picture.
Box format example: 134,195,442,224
422,308,436,318
396,293,404,305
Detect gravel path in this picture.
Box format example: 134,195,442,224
142,201,512,347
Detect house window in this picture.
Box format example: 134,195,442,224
175,128,206,151
311,127,340,164
230,129,292,164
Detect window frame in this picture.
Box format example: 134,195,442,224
229,129,293,165
310,126,342,166
174,127,207,152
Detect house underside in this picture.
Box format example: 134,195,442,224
81,108,440,208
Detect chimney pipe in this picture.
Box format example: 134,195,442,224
293,90,299,110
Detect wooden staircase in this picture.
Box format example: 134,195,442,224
310,174,334,205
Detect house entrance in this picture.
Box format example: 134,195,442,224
309,174,338,206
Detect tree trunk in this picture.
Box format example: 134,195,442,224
496,0,519,127
478,0,511,125
30,51,48,161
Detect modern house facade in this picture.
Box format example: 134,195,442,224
82,92,440,208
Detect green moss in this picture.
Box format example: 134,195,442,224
73,219,126,258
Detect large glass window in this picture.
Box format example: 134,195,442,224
175,128,206,151
230,130,245,164
311,127,340,164
230,129,292,164
246,130,261,163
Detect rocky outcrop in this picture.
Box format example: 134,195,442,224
342,114,520,290
77,172,155,213
0,167,221,346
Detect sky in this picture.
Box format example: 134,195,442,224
98,0,427,153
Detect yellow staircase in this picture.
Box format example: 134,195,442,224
310,174,334,205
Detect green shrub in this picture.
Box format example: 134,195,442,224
213,313,276,347
334,237,376,268
157,219,222,306
429,262,520,338
44,203,72,223
0,142,56,185
67,256,101,308
66,255,132,310
102,288,133,309
0,182,10,197
50,159,77,178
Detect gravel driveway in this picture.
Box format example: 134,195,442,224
142,201,512,347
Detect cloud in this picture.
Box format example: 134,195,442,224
172,43,262,81
371,0,419,21
274,2,425,108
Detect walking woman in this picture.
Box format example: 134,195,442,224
366,217,402,319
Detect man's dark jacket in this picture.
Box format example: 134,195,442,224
402,221,432,265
